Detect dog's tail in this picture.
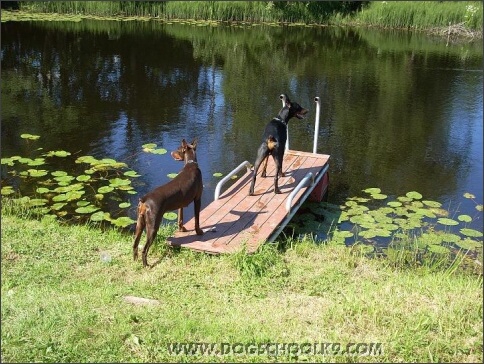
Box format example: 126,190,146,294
266,135,278,151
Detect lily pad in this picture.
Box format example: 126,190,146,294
27,158,45,166
463,192,475,199
75,205,100,214
110,216,136,227
46,150,71,157
457,214,472,223
213,172,223,177
397,196,413,203
363,188,381,194
422,200,442,208
455,238,482,250
36,187,51,194
437,218,459,226
163,212,178,220
167,173,178,179
51,202,67,211
1,186,15,196
1,157,15,166
439,233,461,243
459,228,483,238
90,211,111,222
54,175,75,183
358,230,377,239
76,175,91,182
372,193,388,200
427,244,450,254
20,133,40,140
142,143,157,150
124,170,141,178
76,155,98,164
109,178,131,187
27,169,48,177
119,202,131,208
98,186,114,194
406,191,423,200
332,230,354,239
52,194,68,202
151,148,167,155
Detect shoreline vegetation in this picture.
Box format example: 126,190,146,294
1,1,482,40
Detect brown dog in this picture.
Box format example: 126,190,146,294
133,139,204,267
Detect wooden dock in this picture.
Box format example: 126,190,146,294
167,149,330,254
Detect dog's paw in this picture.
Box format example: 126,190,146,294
195,229,204,236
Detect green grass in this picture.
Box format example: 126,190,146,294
1,203,482,362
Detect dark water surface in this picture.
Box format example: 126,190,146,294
1,20,482,231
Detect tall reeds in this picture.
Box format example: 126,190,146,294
354,1,483,30
18,1,483,30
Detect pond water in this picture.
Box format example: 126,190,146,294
1,19,483,235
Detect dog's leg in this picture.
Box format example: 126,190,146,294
132,201,146,261
276,148,285,177
194,197,204,235
177,208,187,232
141,209,161,268
261,156,269,177
273,154,283,194
249,144,269,196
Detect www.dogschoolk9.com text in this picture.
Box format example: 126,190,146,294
167,342,383,357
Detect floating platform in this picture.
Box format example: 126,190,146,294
167,149,330,254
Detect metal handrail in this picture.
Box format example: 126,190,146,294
214,160,252,200
285,172,314,212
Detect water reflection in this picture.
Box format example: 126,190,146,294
1,20,482,229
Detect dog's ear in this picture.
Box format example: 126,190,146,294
190,138,198,150
181,139,188,148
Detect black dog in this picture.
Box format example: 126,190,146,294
249,94,308,195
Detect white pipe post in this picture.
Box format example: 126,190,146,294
280,94,289,150
313,96,321,154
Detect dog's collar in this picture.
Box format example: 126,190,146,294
186,159,197,164
274,116,288,126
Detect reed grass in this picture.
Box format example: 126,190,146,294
16,1,482,31
353,1,483,30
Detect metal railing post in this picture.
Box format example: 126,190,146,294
313,96,321,154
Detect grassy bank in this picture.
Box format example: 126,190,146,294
1,203,482,362
6,1,482,35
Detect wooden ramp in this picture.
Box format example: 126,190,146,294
167,150,330,254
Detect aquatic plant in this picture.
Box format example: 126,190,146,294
289,187,483,269
0,134,178,228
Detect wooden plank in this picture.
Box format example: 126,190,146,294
167,151,330,254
